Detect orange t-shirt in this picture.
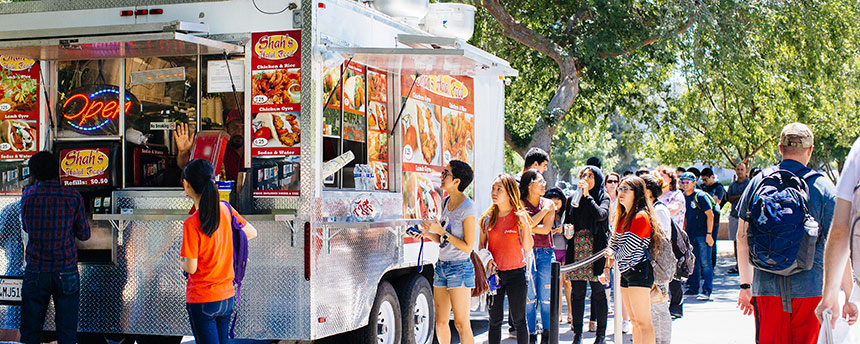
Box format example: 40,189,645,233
181,202,248,303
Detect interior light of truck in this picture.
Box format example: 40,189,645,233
62,88,131,128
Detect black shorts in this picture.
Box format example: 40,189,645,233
621,260,654,288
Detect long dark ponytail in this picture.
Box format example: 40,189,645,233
183,159,221,237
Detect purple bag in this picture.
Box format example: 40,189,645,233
222,201,249,338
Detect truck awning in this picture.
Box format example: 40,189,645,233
329,34,518,77
0,21,243,60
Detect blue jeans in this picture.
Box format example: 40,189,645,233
687,236,713,295
186,296,235,344
20,269,80,344
526,248,554,334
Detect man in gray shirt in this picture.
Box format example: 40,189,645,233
725,161,750,274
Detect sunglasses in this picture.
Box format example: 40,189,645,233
441,170,451,178
680,180,693,185
531,179,547,186
617,186,633,193
606,180,619,184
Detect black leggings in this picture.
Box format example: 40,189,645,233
571,280,607,337
489,268,528,344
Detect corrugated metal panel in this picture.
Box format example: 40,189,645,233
0,0,228,15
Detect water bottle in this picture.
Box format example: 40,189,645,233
570,186,582,208
353,166,362,190
367,165,376,190
803,215,819,236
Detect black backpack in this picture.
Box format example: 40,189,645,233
670,219,696,279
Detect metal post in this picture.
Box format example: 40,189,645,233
549,261,560,344
613,263,622,344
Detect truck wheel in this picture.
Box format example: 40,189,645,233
398,275,434,344
352,281,402,344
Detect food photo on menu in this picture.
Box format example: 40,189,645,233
367,69,386,103
343,68,365,113
0,119,36,152
441,108,474,165
367,101,387,132
252,112,301,148
370,161,388,190
252,68,301,105
401,99,441,166
403,171,441,219
0,69,38,112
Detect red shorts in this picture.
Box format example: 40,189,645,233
753,296,822,344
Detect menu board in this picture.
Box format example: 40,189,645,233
59,148,111,187
342,62,366,143
401,75,475,219
322,65,341,137
250,30,302,196
367,67,389,190
0,56,39,160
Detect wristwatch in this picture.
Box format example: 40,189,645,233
441,233,450,242
740,283,751,290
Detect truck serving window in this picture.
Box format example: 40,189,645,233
322,62,390,191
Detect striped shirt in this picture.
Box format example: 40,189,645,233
610,212,651,273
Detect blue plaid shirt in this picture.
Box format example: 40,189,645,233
21,180,90,272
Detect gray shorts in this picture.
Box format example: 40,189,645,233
729,216,739,241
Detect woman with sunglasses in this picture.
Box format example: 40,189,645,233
421,160,476,344
519,169,556,343
564,166,611,344
602,176,665,344
479,174,534,344
642,173,673,344
604,172,630,332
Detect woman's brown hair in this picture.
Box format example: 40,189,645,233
657,165,679,192
481,174,527,230
614,176,666,252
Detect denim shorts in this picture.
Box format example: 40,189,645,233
621,260,654,288
434,259,476,289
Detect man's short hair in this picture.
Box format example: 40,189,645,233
635,167,651,177
29,151,59,181
524,147,549,169
622,171,634,177
687,167,701,178
701,168,715,177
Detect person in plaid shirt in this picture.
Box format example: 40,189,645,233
19,151,90,344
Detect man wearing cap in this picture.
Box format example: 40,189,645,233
175,110,244,180
680,171,715,301
735,122,837,343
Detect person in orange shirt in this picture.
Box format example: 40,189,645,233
179,159,257,344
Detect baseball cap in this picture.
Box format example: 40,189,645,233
224,110,242,125
679,172,696,182
779,122,813,148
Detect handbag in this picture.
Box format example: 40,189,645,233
470,251,489,297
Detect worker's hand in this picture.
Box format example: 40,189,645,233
738,288,754,316
706,235,715,247
174,122,195,153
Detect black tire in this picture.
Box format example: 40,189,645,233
398,275,435,344
351,281,402,344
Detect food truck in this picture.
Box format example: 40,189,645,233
0,0,515,342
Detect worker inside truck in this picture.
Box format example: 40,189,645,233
175,109,244,181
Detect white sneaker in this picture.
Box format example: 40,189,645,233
622,320,632,333
696,293,710,301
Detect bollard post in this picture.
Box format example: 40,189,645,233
549,261,560,344
613,263,622,344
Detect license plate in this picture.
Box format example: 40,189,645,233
0,277,23,305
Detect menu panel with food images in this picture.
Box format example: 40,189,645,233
342,62,366,143
367,67,388,190
322,65,341,137
0,56,39,160
250,30,302,196
401,74,474,219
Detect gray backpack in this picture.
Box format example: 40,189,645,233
650,231,678,285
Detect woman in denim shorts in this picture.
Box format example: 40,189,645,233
421,160,476,344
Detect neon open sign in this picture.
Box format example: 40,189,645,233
60,85,140,134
